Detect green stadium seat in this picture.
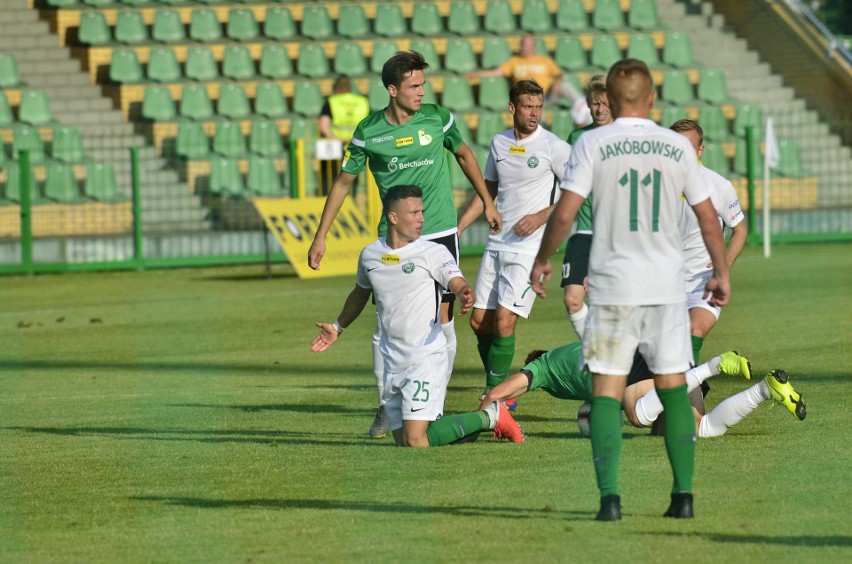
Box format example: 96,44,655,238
83,0,112,6
249,119,284,157
209,156,245,197
476,113,505,146
152,10,186,43
698,105,731,141
521,0,553,33
110,49,143,83
0,54,21,89
628,0,660,30
121,0,153,6
334,43,368,76
247,155,283,196
557,0,589,32
411,3,443,36
481,37,512,69
142,86,176,121
179,84,215,120
19,90,54,126
213,120,247,158
368,79,387,111
660,70,694,105
2,162,21,202
733,137,763,176
453,115,471,143
663,32,695,68
593,0,624,31
297,44,330,78
733,104,763,138
627,34,661,67
147,47,181,82
259,44,292,79
254,82,288,118
45,0,75,7
484,0,516,35
410,39,441,71
217,83,251,120
447,1,480,35
444,39,477,74
555,36,588,71
700,143,732,177
223,45,255,80
660,106,688,128
698,69,730,105
448,154,469,190
78,12,111,45
44,161,84,203
441,76,474,112
301,5,334,40
13,127,46,163
155,0,184,6
227,8,259,41
422,81,438,106
0,92,13,126
773,139,809,177
371,41,399,74
175,120,210,159
590,35,622,69
115,11,148,44
51,126,86,163
336,4,370,38
189,8,222,42
288,116,318,141
374,4,407,37
478,76,509,111
292,81,324,117
185,47,218,82
549,108,575,139
84,162,122,201
265,7,296,41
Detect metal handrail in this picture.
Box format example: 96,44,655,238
785,0,852,65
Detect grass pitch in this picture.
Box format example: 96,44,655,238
0,243,850,562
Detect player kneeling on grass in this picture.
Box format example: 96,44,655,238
311,185,524,447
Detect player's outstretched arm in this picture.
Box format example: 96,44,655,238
454,143,502,234
307,171,358,270
310,284,371,352
479,372,532,409
692,198,730,306
531,190,585,297
447,277,475,316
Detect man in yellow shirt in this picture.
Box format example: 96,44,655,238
474,34,563,96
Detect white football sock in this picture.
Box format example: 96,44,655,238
442,319,456,378
568,302,588,339
698,381,771,437
686,355,721,390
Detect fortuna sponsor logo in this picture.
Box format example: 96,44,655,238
395,136,414,147
381,254,400,264
387,156,435,172
372,135,393,144
599,139,683,162
509,145,526,154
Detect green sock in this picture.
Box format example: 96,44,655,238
691,335,704,365
590,396,622,497
486,335,515,388
476,334,494,376
657,384,696,493
426,412,489,447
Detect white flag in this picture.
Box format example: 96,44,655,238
765,117,780,168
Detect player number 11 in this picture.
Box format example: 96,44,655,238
619,168,661,232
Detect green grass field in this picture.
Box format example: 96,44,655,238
1,243,850,562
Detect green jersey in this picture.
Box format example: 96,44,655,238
342,103,463,237
524,342,593,402
567,123,601,233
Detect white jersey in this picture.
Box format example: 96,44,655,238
484,126,572,255
680,165,744,280
561,117,709,305
356,237,463,372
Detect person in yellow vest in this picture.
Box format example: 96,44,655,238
318,75,370,195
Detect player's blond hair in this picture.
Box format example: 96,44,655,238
670,119,704,147
585,74,607,104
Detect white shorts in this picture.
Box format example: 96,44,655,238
583,303,692,376
381,350,449,431
472,250,537,318
686,272,721,320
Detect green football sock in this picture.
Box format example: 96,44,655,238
476,333,494,375
657,384,696,493
486,335,515,388
590,396,622,497
691,336,704,365
426,412,489,446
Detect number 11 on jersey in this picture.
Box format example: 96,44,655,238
620,168,661,232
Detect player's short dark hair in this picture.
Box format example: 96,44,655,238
382,185,423,218
381,51,430,89
509,79,545,105
670,119,704,147
524,349,548,364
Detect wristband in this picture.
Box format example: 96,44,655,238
332,320,345,334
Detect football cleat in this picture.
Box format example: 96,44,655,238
718,351,752,380
505,397,518,411
493,401,525,443
369,406,390,439
765,369,807,421
595,494,622,522
664,492,694,519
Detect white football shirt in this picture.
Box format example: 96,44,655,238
561,117,709,305
356,237,463,371
484,126,572,255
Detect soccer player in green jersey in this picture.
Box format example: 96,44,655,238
308,51,500,439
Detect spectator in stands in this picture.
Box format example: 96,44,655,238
317,75,370,195
470,34,566,99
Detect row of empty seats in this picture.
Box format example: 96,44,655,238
1,160,121,204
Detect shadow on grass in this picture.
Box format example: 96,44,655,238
0,359,371,377
640,531,852,548
172,403,369,414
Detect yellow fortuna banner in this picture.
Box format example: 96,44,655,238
253,197,375,278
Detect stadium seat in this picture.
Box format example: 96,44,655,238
374,4,407,37
660,106,688,128
223,45,256,80
217,83,251,120
175,120,210,159
51,126,86,163
0,92,14,126
0,54,21,89
447,1,480,35
660,70,694,105
478,76,509,111
45,0,75,7
185,47,219,82
549,108,575,139
593,0,624,31
334,43,368,76
142,86,176,121
301,5,334,40
590,35,622,69
297,44,330,78
409,39,441,71
83,0,112,6
209,156,244,197
78,12,111,45
368,79,387,111
259,44,293,79
155,0,183,6
291,81,324,117
213,120,247,158
44,161,83,203
663,32,695,68
109,50,143,83
476,113,505,146
152,10,186,43
521,0,553,33
227,8,259,41
147,47,181,82
335,5,369,38
628,0,660,30
84,162,121,201
698,105,731,141
121,0,152,5
422,81,438,106
179,84,215,121
371,41,399,74
2,163,21,202
700,143,732,177
189,9,223,42
481,37,512,69
557,0,590,32
115,11,148,44
265,7,296,41
247,155,283,196
288,117,318,141
411,3,443,36
555,36,588,71
254,82,288,118
444,39,477,74
19,90,54,126
773,139,809,177
627,34,661,67
733,104,764,138
733,137,763,176
453,116,471,143
484,0,516,35
441,76,475,112
698,69,730,105
249,120,284,157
